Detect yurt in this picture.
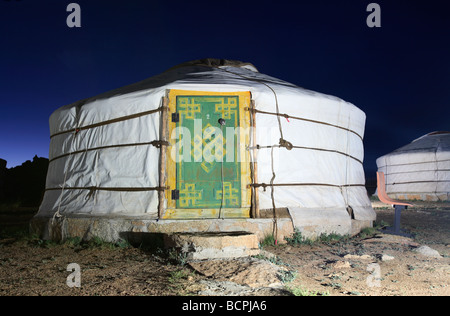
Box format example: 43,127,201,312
31,59,375,242
376,131,450,201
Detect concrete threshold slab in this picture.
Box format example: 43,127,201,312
30,215,295,245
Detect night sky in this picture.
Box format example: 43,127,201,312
0,0,449,178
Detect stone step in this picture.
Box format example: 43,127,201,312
163,231,260,260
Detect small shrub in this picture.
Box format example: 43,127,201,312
167,248,189,266
284,229,312,246
83,236,130,250
168,269,194,294
278,270,297,284
287,286,329,296
253,253,286,266
358,227,377,239
374,220,389,229
285,229,349,246
317,233,349,245
64,236,82,247
115,239,131,249
260,234,276,247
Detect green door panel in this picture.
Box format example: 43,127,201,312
176,95,241,209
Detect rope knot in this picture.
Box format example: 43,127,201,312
279,138,293,150
85,186,97,200
150,140,170,148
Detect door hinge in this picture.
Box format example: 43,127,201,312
171,189,180,200
171,112,179,123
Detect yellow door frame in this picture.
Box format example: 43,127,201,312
161,89,252,219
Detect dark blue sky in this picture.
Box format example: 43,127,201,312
1,0,449,176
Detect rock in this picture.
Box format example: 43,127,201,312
381,254,395,261
414,245,442,258
164,232,260,260
344,254,372,260
198,280,252,296
333,261,351,269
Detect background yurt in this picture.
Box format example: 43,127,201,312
31,59,376,243
376,131,450,202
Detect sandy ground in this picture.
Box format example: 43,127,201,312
269,204,450,296
0,201,449,296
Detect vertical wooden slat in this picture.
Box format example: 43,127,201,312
250,100,260,218
158,94,169,219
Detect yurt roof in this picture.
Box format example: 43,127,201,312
50,58,367,140
55,58,348,113
384,131,450,156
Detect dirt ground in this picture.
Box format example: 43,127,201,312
0,201,449,296
268,202,450,296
